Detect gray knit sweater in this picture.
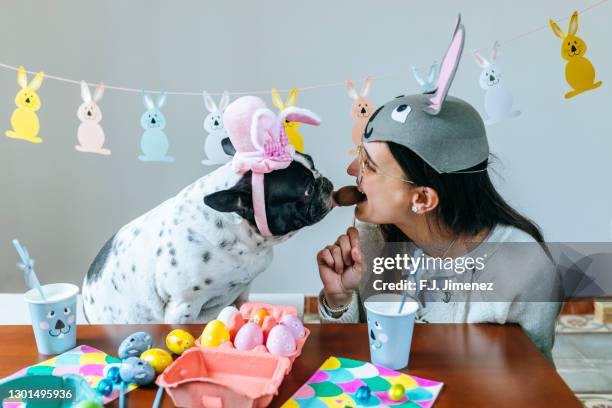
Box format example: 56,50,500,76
318,222,562,363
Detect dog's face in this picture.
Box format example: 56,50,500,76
204,153,334,236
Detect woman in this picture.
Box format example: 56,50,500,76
317,21,561,362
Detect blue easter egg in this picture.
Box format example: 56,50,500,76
96,378,113,396
355,385,371,402
106,366,121,384
118,331,153,360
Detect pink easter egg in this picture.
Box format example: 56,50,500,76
266,324,296,356
234,322,264,351
279,314,305,339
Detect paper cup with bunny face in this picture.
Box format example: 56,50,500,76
364,294,419,370
24,283,79,354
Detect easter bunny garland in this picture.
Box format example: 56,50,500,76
346,76,375,156
5,66,45,144
549,11,602,99
75,81,111,155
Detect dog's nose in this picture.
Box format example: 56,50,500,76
571,45,577,52
55,320,65,330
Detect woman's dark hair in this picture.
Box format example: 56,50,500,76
380,141,545,244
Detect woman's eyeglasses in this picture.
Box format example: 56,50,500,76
356,143,416,186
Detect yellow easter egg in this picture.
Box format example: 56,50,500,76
140,348,173,374
251,308,270,327
388,383,406,401
166,329,195,355
200,320,230,347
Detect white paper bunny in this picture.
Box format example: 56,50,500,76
201,91,233,166
474,41,521,125
75,81,111,155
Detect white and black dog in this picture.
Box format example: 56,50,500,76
82,153,333,323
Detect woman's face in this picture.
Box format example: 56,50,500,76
348,142,415,224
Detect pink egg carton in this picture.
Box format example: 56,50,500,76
156,346,290,408
195,302,309,372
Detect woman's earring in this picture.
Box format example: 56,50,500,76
412,205,418,213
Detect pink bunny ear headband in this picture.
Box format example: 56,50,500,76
223,96,321,236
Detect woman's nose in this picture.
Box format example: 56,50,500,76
347,159,359,176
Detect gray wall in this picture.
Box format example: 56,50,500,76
1,0,610,294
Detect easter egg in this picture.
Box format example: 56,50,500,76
266,324,296,356
234,322,264,351
119,357,156,385
95,378,113,396
140,348,173,374
217,305,239,326
199,320,230,347
105,366,121,384
118,331,153,360
355,385,372,402
166,329,195,355
75,401,103,408
279,314,305,339
251,308,270,327
388,383,406,401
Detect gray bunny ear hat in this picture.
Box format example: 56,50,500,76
363,14,489,174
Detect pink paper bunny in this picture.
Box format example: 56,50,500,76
346,76,375,156
75,81,110,155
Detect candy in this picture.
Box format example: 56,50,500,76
355,385,371,402
166,329,195,355
105,366,121,384
333,186,366,206
95,378,113,396
266,324,296,356
251,308,270,327
199,320,230,347
388,383,406,401
140,348,173,374
119,357,156,385
117,331,153,360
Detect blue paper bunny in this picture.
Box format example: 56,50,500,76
138,91,174,163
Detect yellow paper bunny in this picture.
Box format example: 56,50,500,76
271,87,304,152
5,66,45,143
550,11,602,99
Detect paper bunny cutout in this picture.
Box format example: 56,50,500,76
346,76,376,156
138,91,174,163
5,66,45,144
271,88,306,153
412,62,440,94
201,91,233,166
549,11,602,99
75,81,111,155
424,14,465,115
474,41,521,125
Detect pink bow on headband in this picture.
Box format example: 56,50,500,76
228,103,320,236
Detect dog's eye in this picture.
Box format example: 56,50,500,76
47,310,55,319
391,104,411,123
63,307,71,315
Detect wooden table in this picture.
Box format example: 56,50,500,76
0,324,580,407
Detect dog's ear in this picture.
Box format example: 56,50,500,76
204,185,249,213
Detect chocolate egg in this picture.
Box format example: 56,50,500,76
333,186,366,206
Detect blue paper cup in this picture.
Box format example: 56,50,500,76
364,293,419,370
24,283,79,355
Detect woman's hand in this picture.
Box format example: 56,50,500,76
317,227,363,309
